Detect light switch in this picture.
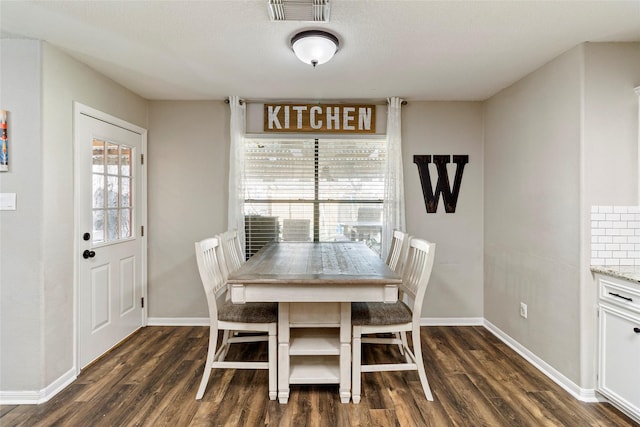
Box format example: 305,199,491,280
0,193,16,210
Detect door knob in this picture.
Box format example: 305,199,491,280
634,327,640,334
83,250,96,259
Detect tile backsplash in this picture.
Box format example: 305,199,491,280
591,206,640,267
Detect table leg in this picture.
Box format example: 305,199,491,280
339,302,351,403
278,302,290,404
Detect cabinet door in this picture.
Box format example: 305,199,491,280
599,304,640,417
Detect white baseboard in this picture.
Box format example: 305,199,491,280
483,320,603,403
150,317,485,327
421,317,484,326
147,317,209,326
0,367,76,405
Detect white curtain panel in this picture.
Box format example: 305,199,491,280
382,97,406,258
228,96,246,247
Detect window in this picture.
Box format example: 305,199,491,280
243,137,386,254
92,139,134,244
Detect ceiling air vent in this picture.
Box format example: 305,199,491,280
268,0,330,22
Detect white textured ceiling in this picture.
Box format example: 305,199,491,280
1,1,639,101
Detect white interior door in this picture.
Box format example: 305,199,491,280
75,104,146,370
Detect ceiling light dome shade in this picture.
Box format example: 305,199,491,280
291,30,339,67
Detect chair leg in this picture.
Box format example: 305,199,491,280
196,325,219,400
218,329,232,361
399,331,411,363
394,332,405,356
352,326,362,404
268,323,277,400
411,326,433,401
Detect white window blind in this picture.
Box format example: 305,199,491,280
243,137,386,256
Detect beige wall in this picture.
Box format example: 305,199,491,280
403,102,485,318
484,46,583,384
579,42,640,387
0,40,44,391
0,40,148,392
485,42,640,388
145,101,485,321
147,101,229,318
583,42,640,207
41,43,148,387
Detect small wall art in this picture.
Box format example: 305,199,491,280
0,110,7,172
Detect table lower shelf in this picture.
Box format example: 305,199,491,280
289,356,340,384
289,328,340,356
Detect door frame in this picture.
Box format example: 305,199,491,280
72,102,148,375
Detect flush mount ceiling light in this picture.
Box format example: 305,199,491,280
291,30,339,67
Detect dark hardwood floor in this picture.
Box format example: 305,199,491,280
1,326,637,426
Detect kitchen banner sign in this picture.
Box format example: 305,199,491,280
264,103,376,133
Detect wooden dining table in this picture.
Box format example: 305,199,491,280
227,241,401,404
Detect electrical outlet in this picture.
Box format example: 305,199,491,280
520,302,528,319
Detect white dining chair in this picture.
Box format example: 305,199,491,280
281,218,311,242
194,237,277,400
351,237,436,404
386,229,410,274
218,229,245,273
385,229,412,355
215,230,272,363
212,233,239,361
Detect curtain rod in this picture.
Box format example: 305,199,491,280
224,98,407,106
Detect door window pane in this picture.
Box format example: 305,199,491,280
92,210,105,244
120,209,132,238
91,139,135,244
92,174,104,209
106,143,119,174
92,140,105,174
121,146,131,176
106,209,119,241
121,177,131,207
107,176,119,208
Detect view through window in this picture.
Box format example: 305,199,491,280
243,137,386,256
92,139,134,244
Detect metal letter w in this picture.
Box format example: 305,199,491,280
413,155,469,213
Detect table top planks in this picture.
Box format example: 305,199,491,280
227,242,401,285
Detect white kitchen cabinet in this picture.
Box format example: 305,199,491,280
596,273,640,423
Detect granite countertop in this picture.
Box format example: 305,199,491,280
591,265,640,283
